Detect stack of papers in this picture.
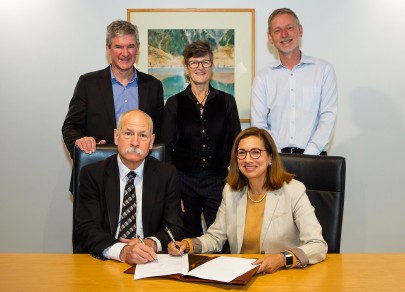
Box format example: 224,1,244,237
134,254,259,283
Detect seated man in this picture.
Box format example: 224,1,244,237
74,109,183,265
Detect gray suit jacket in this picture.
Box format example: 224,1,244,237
198,179,327,265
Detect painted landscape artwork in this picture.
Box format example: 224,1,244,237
147,29,235,100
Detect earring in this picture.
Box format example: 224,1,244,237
268,162,272,166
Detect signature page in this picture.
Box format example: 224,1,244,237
134,254,189,280
185,256,258,283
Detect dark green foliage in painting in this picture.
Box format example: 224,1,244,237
219,30,234,47
148,29,234,56
148,30,189,56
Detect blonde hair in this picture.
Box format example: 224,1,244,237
268,8,300,33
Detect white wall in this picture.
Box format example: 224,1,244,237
1,0,404,253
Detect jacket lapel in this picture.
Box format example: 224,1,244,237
141,157,155,236
104,155,121,236
137,70,148,112
260,190,281,248
236,187,248,252
99,66,117,128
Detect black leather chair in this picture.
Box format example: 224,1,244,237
71,144,165,250
72,144,165,197
279,154,346,253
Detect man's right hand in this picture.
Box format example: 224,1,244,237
119,239,158,265
75,137,106,154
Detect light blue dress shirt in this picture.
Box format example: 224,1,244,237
251,53,338,155
111,66,139,123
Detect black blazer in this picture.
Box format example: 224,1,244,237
74,155,183,257
62,66,164,156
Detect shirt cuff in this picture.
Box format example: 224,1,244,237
147,236,162,252
102,242,127,262
191,238,202,253
289,247,309,268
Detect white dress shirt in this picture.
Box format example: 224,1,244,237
102,155,162,261
251,53,338,155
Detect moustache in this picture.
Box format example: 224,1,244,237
124,147,144,155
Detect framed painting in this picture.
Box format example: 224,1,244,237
127,8,255,122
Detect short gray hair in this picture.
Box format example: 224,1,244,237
106,20,139,47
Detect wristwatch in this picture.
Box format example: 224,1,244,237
280,251,293,268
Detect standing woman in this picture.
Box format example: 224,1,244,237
161,40,241,238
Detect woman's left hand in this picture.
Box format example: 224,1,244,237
253,254,285,274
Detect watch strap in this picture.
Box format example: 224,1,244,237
280,251,294,268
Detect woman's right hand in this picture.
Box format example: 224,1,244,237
168,240,189,256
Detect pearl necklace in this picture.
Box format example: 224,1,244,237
248,191,267,203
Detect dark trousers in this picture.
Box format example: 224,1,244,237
178,170,226,238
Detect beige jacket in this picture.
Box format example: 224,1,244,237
197,179,327,265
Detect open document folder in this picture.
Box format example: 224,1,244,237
124,254,260,285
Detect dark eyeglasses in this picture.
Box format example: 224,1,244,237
236,148,267,159
187,59,212,69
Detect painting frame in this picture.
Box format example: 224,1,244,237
127,8,255,122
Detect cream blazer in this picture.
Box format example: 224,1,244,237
198,179,327,264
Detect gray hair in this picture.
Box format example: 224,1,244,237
106,20,139,47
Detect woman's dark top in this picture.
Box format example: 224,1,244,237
161,84,241,177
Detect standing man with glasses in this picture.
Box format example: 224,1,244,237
74,110,183,265
251,8,338,155
161,40,241,238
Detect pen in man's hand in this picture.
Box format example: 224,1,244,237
136,234,146,245
136,235,158,261
165,227,182,253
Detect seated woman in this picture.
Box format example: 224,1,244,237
168,127,327,273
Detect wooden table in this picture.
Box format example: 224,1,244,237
1,253,405,291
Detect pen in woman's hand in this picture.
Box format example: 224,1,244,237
165,227,182,254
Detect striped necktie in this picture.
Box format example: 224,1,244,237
118,171,137,239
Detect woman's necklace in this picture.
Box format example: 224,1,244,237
195,89,210,113
248,191,267,203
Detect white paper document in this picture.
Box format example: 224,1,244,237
186,256,258,283
134,255,258,283
134,254,189,280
